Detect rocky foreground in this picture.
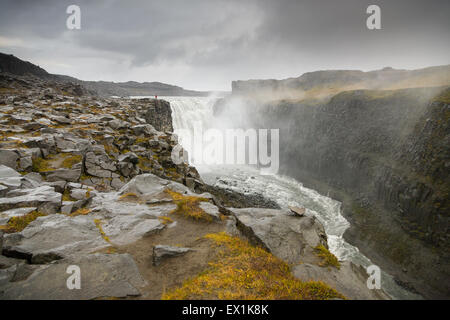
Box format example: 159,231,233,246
0,73,386,299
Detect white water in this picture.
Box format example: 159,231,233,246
135,95,422,300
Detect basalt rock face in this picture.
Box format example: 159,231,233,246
214,86,450,298
136,98,174,132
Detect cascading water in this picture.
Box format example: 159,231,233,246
146,95,422,300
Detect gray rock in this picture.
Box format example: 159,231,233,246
0,253,147,299
0,149,19,169
293,262,390,300
152,245,191,266
0,185,61,214
198,202,221,220
2,214,110,263
0,255,24,269
49,115,71,124
46,168,81,182
102,215,165,246
0,207,37,225
118,152,139,164
229,208,327,265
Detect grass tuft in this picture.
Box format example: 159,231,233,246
162,232,345,300
164,189,211,222
314,245,341,269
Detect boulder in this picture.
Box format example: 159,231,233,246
0,253,147,299
293,262,390,300
0,185,61,214
102,215,165,246
45,168,81,182
198,202,221,220
2,214,110,263
0,149,19,169
152,245,191,266
229,208,327,265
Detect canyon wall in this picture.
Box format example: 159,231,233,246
214,86,450,298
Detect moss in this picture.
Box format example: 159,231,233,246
94,219,111,243
163,232,345,300
32,153,81,172
69,208,91,217
314,245,341,269
31,157,52,172
80,173,94,181
62,188,77,201
61,154,82,168
118,192,139,201
164,189,211,222
158,216,174,225
1,211,47,233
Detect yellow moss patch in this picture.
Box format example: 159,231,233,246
163,232,345,300
69,208,91,217
118,192,139,201
158,216,174,225
61,154,82,168
62,188,76,201
32,153,82,172
314,245,341,269
2,211,47,233
94,219,111,243
164,189,211,222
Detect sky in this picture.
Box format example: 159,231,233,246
0,0,449,91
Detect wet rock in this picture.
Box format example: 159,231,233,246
102,215,165,246
0,253,147,299
293,262,390,300
0,185,61,214
152,245,191,266
229,208,327,265
289,206,306,217
2,214,109,263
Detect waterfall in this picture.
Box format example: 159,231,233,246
154,95,421,300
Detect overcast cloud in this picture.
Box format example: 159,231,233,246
0,0,449,91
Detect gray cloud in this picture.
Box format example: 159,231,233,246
0,0,449,90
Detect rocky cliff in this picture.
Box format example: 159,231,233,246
0,71,385,300
214,85,450,299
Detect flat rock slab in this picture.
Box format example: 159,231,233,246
3,214,110,264
198,202,221,220
153,245,192,266
0,207,36,225
0,253,147,299
229,208,327,265
119,173,191,197
293,262,390,300
0,185,61,214
102,215,165,246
